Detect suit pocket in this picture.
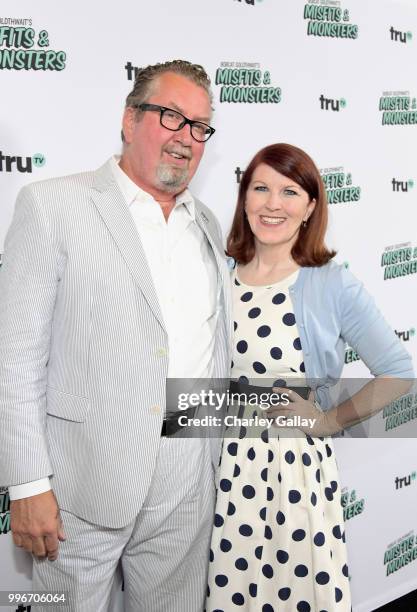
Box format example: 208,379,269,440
46,386,90,422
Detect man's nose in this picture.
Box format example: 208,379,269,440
173,123,193,146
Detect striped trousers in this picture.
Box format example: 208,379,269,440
32,437,215,612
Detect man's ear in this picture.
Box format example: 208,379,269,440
122,107,136,145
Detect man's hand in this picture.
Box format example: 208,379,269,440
10,490,66,561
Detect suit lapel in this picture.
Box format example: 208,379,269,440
194,207,225,280
90,161,165,331
194,205,233,347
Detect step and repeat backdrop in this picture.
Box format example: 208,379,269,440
1,0,416,610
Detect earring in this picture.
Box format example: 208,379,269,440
302,219,308,227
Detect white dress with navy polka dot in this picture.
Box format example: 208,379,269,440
206,270,351,612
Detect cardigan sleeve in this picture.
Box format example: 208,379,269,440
338,267,414,378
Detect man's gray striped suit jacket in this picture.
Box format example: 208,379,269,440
0,159,233,528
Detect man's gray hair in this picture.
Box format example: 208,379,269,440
121,59,213,142
125,59,213,110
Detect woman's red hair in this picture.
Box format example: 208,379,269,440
227,143,336,266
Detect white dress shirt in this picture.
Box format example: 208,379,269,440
9,156,219,500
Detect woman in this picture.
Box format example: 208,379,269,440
206,144,413,612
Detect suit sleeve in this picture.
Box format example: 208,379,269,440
339,267,414,378
0,185,60,486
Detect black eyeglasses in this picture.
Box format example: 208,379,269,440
132,103,215,143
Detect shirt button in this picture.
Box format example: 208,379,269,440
156,348,167,357
151,405,161,415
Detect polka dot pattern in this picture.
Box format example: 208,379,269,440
257,325,271,337
253,361,267,374
214,514,224,527
295,564,309,577
272,292,286,305
283,312,296,326
206,271,350,612
293,337,302,350
285,450,295,464
220,538,232,553
248,307,261,318
302,453,311,466
262,564,274,578
316,571,330,585
239,524,253,537
270,346,283,360
292,529,306,542
242,485,255,499
231,270,305,385
289,489,302,503
278,587,291,601
232,592,244,605
215,574,228,587
277,549,289,564
236,340,248,354
235,557,248,571
240,291,253,302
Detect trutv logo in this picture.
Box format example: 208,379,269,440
234,0,264,5
0,151,46,173
0,487,10,535
390,27,412,44
319,95,346,111
395,471,416,490
395,327,415,342
392,178,414,192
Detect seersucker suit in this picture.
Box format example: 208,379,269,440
0,158,232,531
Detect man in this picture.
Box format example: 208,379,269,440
0,60,232,611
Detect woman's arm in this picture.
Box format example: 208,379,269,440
268,267,414,436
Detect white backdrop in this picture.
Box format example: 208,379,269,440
1,1,416,610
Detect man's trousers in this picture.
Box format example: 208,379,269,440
32,437,215,612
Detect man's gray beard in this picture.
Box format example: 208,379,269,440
156,163,189,193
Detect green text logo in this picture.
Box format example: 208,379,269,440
304,3,359,39
216,62,281,104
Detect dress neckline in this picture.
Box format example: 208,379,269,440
234,267,299,290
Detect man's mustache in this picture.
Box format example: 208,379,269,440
163,147,192,160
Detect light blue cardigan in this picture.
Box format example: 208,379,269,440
286,261,414,410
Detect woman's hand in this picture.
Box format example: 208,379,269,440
266,387,340,437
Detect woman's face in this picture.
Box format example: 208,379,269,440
245,163,316,253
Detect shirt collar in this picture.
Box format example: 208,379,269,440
110,155,195,220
